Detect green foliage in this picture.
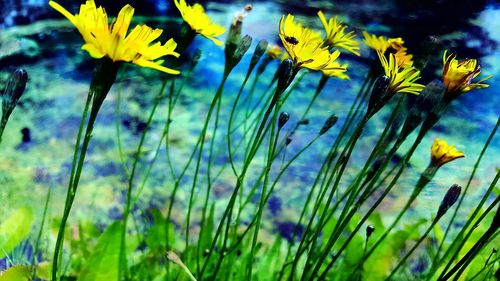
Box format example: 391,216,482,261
0,207,34,259
78,221,125,281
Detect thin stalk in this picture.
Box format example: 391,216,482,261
119,81,167,280
432,117,499,268
31,187,52,280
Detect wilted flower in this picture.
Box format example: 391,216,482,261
279,14,344,73
317,11,360,56
376,50,424,96
430,138,464,167
442,50,491,100
49,0,180,74
174,0,226,46
436,184,461,220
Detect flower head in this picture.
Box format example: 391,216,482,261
376,50,424,95
442,50,491,99
49,0,179,74
174,0,226,46
279,14,343,73
363,32,413,68
317,11,360,56
430,138,464,167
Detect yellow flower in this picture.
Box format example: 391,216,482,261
266,44,283,59
174,0,226,46
442,50,491,97
321,62,349,79
279,14,342,72
317,11,360,56
430,138,464,167
49,0,179,74
363,31,413,68
376,50,424,95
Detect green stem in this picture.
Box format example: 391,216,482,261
119,81,167,280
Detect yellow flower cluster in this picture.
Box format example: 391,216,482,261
49,0,180,74
278,14,348,79
317,11,360,56
442,50,490,98
430,138,464,167
173,0,226,46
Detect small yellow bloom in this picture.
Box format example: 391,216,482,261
266,44,283,59
376,50,424,95
279,14,342,72
49,0,179,74
442,50,491,97
430,138,464,167
317,11,360,56
363,31,413,68
174,0,226,46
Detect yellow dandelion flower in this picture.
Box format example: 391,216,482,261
430,138,464,167
266,44,283,59
321,62,349,79
376,50,424,95
317,11,360,56
49,0,179,74
363,31,413,68
174,0,226,46
278,14,341,72
442,50,491,98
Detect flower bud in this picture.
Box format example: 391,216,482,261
366,225,375,238
399,80,446,141
2,68,28,108
278,112,290,129
436,184,461,220
368,75,390,113
297,119,309,126
285,136,292,146
277,58,294,93
250,40,269,69
319,114,338,135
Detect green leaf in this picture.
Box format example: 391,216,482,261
0,207,34,258
0,265,30,281
78,221,123,281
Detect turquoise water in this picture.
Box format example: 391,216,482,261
0,0,499,278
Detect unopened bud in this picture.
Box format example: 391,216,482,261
250,40,269,68
366,225,375,238
436,184,461,220
278,112,290,129
319,114,338,135
368,75,390,113
2,68,28,107
297,119,309,126
277,59,294,93
285,136,292,146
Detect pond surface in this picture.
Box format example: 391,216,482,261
1,0,499,264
